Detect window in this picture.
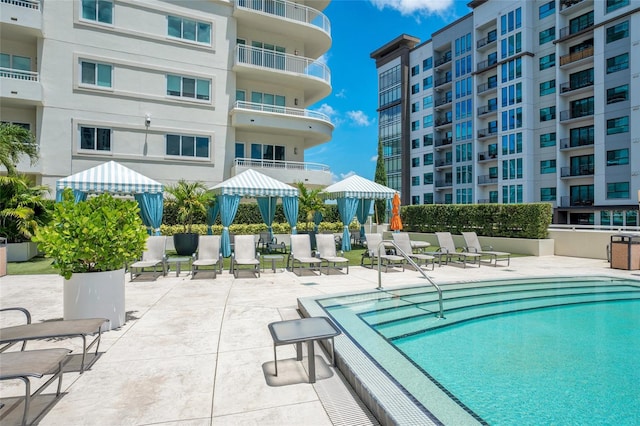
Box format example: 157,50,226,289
570,126,594,147
569,11,594,35
80,61,112,87
570,184,594,204
411,196,420,205
424,173,433,185
501,8,522,35
539,27,555,45
540,132,556,148
80,126,111,151
412,102,420,113
423,57,433,71
501,32,522,59
166,134,209,158
540,106,556,122
606,53,628,74
423,95,433,109
423,76,433,90
423,115,433,128
82,0,113,24
423,193,433,204
607,182,629,199
411,121,420,131
502,184,523,204
167,15,211,44
411,176,420,186
540,187,556,201
502,83,522,106
539,1,555,19
539,53,555,70
411,157,420,167
411,139,420,149
250,143,284,161
423,153,433,166
607,116,629,134
501,133,522,155
606,21,629,43
235,142,245,158
502,108,522,130
607,85,628,104
570,96,594,118
411,83,420,95
0,54,31,72
539,80,555,96
606,0,629,13
411,65,420,76
501,58,522,82
502,158,522,180
607,149,629,166
167,74,210,100
569,68,594,90
540,159,556,174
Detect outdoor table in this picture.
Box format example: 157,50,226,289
166,257,191,277
268,317,341,383
262,254,284,272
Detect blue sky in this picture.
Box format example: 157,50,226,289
305,0,472,182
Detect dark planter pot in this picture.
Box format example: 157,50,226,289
173,233,199,256
299,230,317,250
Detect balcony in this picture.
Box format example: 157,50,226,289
0,0,41,36
477,104,498,116
560,196,594,207
435,95,452,109
234,45,330,105
435,179,453,188
477,79,498,94
476,56,498,73
434,74,452,88
0,67,42,105
477,127,498,139
560,0,592,14
230,101,333,148
232,158,332,187
559,76,593,94
434,137,452,148
435,158,452,168
560,137,594,150
560,165,594,178
435,52,452,68
478,151,498,161
477,31,497,50
559,108,593,122
559,20,594,39
233,0,330,59
435,117,452,128
560,47,594,67
478,175,498,185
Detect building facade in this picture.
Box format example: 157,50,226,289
1,0,334,192
372,0,639,226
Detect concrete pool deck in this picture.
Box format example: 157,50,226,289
1,255,638,425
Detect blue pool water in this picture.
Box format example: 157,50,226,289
316,277,640,425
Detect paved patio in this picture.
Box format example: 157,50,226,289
1,256,638,425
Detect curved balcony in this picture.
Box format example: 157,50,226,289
230,101,334,148
232,158,332,187
0,0,41,38
234,0,331,59
234,45,331,105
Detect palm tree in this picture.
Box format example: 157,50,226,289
296,182,325,231
165,179,215,234
0,175,50,243
0,123,39,176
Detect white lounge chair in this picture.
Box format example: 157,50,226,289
129,236,167,279
289,234,322,275
462,231,511,266
316,234,349,274
231,235,261,278
392,233,435,270
191,235,223,278
361,233,405,272
435,232,481,268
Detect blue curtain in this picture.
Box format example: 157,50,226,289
56,189,87,203
313,211,323,232
282,196,299,235
257,197,277,240
356,199,372,240
134,193,164,235
337,197,359,251
220,194,241,257
206,201,220,235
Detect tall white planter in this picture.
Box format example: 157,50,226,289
64,268,125,330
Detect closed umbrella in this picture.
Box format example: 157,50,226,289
390,192,403,232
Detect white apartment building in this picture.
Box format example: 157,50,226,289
372,0,639,226
1,0,334,192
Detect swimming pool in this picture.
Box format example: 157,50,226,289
299,276,640,425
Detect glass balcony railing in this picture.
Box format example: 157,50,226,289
478,175,499,185
234,157,330,172
477,104,498,116
477,127,498,138
477,31,498,49
477,79,498,94
435,52,452,67
477,56,498,72
560,137,594,149
560,196,594,207
560,76,594,93
560,108,594,121
235,0,330,35
235,45,330,84
561,165,594,177
233,101,331,123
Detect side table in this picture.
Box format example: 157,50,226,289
262,254,284,272
166,256,191,277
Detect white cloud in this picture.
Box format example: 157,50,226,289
335,89,347,99
347,110,371,127
371,155,378,162
316,103,338,117
370,0,453,15
340,171,357,180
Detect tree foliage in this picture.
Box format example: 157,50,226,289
164,179,215,233
0,175,51,243
374,139,387,224
0,123,38,176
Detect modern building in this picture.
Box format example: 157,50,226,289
1,0,334,192
372,0,639,226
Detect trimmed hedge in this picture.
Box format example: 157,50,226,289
401,203,553,239
160,220,358,236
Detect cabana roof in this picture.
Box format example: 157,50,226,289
321,174,396,200
56,161,163,194
209,169,298,198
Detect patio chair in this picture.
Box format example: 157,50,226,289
351,230,364,246
256,231,275,251
191,235,223,278
361,233,405,272
435,232,481,268
391,233,435,271
129,235,167,279
0,307,108,373
231,235,260,278
289,234,322,275
315,234,349,274
462,231,511,266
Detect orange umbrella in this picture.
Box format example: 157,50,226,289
390,192,403,231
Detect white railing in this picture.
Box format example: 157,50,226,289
233,101,331,123
549,224,640,232
0,67,39,81
1,0,40,9
235,0,330,36
235,44,330,84
234,158,330,172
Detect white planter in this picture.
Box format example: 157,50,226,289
6,241,39,262
64,268,125,330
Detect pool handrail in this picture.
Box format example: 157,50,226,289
376,240,444,319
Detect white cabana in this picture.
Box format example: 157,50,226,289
209,169,299,257
321,174,396,251
55,161,164,234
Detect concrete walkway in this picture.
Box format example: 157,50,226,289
0,256,638,425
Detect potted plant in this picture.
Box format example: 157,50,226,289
33,189,147,330
165,179,215,256
296,182,325,249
